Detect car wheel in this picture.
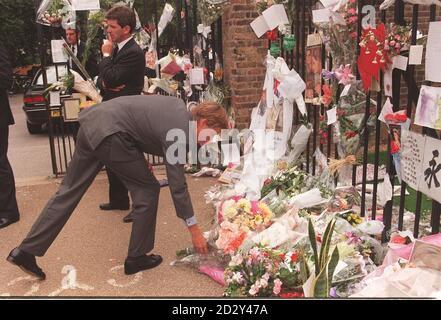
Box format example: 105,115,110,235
27,121,43,134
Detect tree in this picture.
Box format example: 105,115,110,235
0,0,40,67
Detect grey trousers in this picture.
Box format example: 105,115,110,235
19,129,160,258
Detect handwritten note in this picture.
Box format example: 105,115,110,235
401,130,426,190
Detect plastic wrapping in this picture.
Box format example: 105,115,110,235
37,0,76,28
70,70,102,103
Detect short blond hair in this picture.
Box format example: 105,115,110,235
191,102,229,131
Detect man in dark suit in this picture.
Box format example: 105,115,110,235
0,46,20,229
7,96,229,279
97,5,146,215
65,26,99,80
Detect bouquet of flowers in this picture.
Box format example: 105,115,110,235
261,166,308,198
224,245,308,297
337,211,364,226
216,197,274,253
36,0,74,28
384,23,412,57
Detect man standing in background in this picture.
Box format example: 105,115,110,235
0,46,20,229
97,5,146,219
65,25,99,80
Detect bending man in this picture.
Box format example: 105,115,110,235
7,95,228,279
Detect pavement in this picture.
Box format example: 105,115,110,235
2,95,224,297
0,170,224,297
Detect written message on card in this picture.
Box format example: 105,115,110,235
401,130,426,191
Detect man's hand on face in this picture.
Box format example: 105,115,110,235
188,225,209,254
101,39,113,56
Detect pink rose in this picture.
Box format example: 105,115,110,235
273,279,283,295
347,8,356,15
389,40,396,46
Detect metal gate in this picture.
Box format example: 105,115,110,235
282,0,441,240
34,0,223,176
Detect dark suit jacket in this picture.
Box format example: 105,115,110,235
0,46,13,127
98,38,145,102
71,42,99,80
79,95,195,220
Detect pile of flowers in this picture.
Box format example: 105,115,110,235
216,198,274,253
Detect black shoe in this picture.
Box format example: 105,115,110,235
123,212,133,223
124,254,163,275
0,217,19,229
99,203,130,211
6,248,46,280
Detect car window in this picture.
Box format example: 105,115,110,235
36,65,68,85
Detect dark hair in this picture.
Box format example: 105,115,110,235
106,5,136,33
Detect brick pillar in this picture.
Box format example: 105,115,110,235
222,0,267,129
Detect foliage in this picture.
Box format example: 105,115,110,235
0,0,40,67
308,218,340,298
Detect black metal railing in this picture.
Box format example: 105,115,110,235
34,0,223,176
281,0,441,240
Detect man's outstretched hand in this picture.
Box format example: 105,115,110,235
188,225,208,254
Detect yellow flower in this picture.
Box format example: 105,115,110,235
254,215,263,225
237,199,251,210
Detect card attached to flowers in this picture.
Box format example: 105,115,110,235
219,168,243,185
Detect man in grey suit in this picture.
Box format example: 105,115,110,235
7,95,229,279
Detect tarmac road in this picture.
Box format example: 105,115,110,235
7,94,53,181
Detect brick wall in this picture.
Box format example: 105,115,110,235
222,0,268,129
222,2,436,129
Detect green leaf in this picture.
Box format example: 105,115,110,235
308,218,320,276
312,264,329,298
327,246,340,289
319,219,336,271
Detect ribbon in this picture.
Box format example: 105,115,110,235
197,24,212,38
329,155,358,175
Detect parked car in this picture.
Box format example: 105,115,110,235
22,65,68,134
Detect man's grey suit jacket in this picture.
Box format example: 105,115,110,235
79,95,195,220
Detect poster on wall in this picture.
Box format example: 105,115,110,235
305,34,322,106
414,85,441,130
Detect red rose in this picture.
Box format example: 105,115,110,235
291,252,298,263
